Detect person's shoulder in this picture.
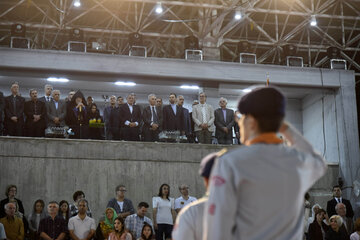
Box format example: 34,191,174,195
124,198,133,203
175,196,182,202
189,196,197,201
178,197,207,218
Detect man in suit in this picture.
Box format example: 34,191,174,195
0,91,4,135
326,185,354,218
192,92,215,144
38,84,53,103
120,94,141,141
24,89,46,137
162,93,184,133
4,82,25,136
177,95,192,141
214,97,234,145
46,90,67,127
104,95,121,140
335,202,354,234
142,94,162,142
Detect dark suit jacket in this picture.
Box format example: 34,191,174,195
38,96,52,103
326,198,354,218
4,95,25,123
162,104,184,131
214,108,234,138
106,198,135,215
24,100,46,125
142,105,163,130
120,104,141,127
182,107,191,134
46,100,67,127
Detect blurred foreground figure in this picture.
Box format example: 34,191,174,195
203,86,327,240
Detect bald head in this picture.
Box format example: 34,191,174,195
335,202,346,217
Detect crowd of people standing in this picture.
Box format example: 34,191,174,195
0,82,240,144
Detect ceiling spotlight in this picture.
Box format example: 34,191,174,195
310,15,317,26
73,0,81,7
115,81,136,86
47,77,69,83
234,11,242,20
242,88,251,93
155,3,163,14
180,85,199,90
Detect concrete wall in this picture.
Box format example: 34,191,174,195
0,137,338,222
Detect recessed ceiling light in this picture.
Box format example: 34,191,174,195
73,0,81,7
242,88,251,93
155,3,163,14
180,85,199,90
47,77,69,83
115,81,136,86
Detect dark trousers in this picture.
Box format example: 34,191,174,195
156,224,173,240
143,127,160,142
106,127,120,140
5,120,23,136
26,121,45,137
122,126,139,141
71,125,88,139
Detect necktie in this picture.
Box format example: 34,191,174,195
152,106,158,124
13,96,16,113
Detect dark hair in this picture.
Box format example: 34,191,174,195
158,184,170,200
33,199,45,212
115,185,125,192
114,216,125,236
138,202,149,208
5,185,17,197
304,192,310,201
140,222,154,240
354,218,360,231
332,185,341,191
89,103,97,108
169,93,177,97
315,208,326,217
73,191,85,202
58,200,70,221
117,96,123,99
253,115,284,133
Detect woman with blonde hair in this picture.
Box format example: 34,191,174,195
325,215,349,240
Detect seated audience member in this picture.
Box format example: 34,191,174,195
325,215,349,240
95,208,117,240
38,201,67,240
350,218,360,240
0,223,6,240
0,185,25,219
104,96,120,140
58,201,70,223
137,223,154,240
308,209,329,240
142,94,162,142
87,103,103,140
46,90,67,127
24,89,46,137
67,90,88,139
68,199,95,240
28,200,47,240
336,202,354,234
0,203,24,240
307,204,322,233
4,82,25,136
69,191,92,217
124,202,153,239
120,94,141,141
214,97,234,145
108,217,131,240
107,185,134,219
174,184,197,213
172,152,217,240
327,185,354,218
153,184,176,240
